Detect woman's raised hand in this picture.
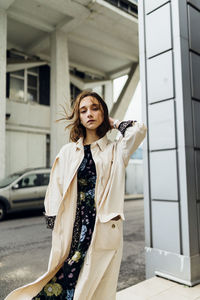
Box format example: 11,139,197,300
109,117,121,129
109,117,115,129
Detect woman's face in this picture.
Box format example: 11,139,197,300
79,96,104,131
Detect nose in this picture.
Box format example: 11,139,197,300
87,109,93,118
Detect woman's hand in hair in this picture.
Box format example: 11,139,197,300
109,117,121,129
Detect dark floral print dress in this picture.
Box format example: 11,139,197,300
32,144,97,300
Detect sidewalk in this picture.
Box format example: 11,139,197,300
116,276,200,300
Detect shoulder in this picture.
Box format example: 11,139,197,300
57,141,76,158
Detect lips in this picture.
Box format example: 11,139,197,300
87,120,95,123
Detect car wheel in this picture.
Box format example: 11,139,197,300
0,203,6,221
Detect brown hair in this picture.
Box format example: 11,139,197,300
58,90,111,142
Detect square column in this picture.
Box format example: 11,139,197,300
104,81,113,112
50,30,70,164
139,0,200,286
0,10,7,179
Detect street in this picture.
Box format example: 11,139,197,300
0,200,145,299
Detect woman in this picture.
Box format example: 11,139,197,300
5,90,147,300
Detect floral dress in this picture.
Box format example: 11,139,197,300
32,144,97,300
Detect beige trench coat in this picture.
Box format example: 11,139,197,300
5,121,147,300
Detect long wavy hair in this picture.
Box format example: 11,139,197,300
58,90,111,142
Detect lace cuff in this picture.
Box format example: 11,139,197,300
43,212,56,229
118,120,137,136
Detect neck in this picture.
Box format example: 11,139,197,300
84,130,99,145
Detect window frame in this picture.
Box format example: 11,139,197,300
9,67,39,103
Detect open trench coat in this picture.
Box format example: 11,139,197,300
5,121,147,300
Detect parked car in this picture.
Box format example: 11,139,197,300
0,167,50,221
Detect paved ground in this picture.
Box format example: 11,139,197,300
0,199,145,299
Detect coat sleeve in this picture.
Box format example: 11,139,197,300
117,121,147,167
43,153,63,228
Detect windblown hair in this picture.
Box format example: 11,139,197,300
58,90,111,142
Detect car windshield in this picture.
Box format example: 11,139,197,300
0,173,22,188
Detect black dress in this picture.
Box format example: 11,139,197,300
32,145,96,300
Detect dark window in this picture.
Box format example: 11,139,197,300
70,83,81,107
27,69,39,102
46,134,50,168
6,73,10,98
39,65,50,106
18,174,41,188
27,88,37,102
104,0,138,16
28,74,37,87
40,173,50,186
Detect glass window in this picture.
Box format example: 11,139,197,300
12,70,24,77
9,65,39,103
46,134,50,168
27,88,37,102
0,174,22,188
29,67,38,74
18,174,42,188
28,74,37,88
10,77,24,101
40,173,50,186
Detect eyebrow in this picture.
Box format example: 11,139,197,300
79,103,99,110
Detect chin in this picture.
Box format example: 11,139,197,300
86,123,99,130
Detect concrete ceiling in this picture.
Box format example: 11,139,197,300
2,0,139,78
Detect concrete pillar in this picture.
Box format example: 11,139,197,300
0,10,7,180
104,81,113,113
110,64,139,120
138,0,200,286
50,30,70,164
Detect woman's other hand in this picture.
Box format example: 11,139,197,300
109,117,121,129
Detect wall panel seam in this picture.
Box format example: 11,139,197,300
146,1,171,16
188,2,200,13
152,199,179,202
149,97,175,105
139,0,153,249
147,48,173,60
189,49,200,56
150,148,177,152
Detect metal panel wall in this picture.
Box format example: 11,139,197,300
147,50,174,103
188,0,200,10
146,3,172,58
190,52,200,100
149,100,176,150
150,150,178,201
188,5,200,54
145,0,169,14
195,150,200,200
189,3,200,262
193,101,200,148
189,4,200,260
152,201,180,253
138,0,200,285
197,203,200,245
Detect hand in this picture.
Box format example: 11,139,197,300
109,117,115,129
109,117,121,129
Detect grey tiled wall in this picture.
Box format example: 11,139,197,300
139,0,200,284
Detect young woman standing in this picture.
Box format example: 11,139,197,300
5,90,147,300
